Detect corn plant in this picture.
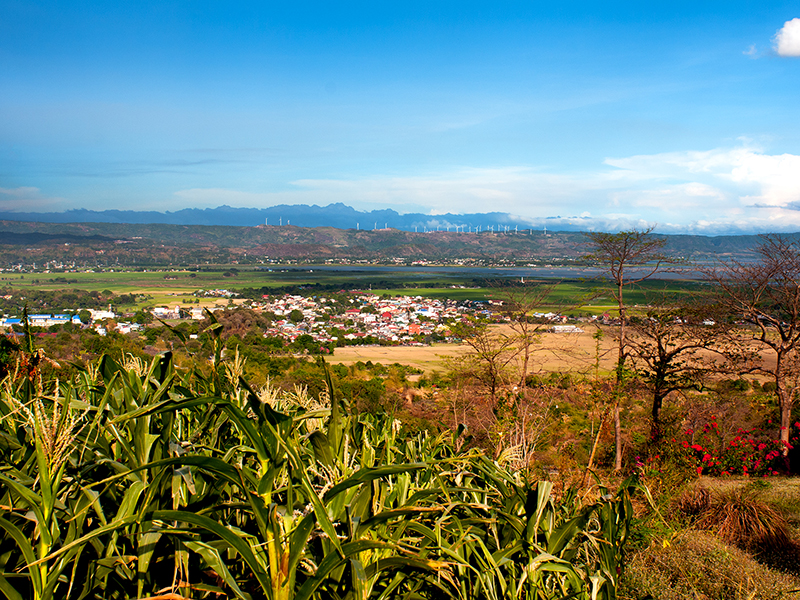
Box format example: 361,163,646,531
0,350,638,600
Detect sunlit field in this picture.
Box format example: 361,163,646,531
11,266,705,314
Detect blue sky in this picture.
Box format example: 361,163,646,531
2,1,800,234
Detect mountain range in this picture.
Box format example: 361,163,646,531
0,204,573,232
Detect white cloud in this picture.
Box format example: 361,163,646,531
0,187,67,212
176,168,582,216
172,145,800,235
774,18,800,57
605,146,800,209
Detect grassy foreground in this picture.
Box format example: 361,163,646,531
0,343,639,600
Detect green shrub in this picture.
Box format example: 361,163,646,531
732,378,750,391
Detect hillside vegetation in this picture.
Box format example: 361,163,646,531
0,220,773,267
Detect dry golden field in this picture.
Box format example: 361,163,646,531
331,325,620,376
330,324,779,384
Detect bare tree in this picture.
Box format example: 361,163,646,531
494,281,558,389
626,301,730,442
708,235,800,457
584,227,669,470
452,319,519,401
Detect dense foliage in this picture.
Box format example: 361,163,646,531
0,339,640,600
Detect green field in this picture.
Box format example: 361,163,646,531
12,266,705,313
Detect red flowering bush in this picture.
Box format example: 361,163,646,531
673,418,800,477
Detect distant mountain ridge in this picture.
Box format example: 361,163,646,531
0,204,561,232
0,216,777,268
0,204,795,268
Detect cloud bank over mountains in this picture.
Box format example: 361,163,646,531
166,144,800,235
3,144,800,235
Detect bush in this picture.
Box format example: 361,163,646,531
673,484,711,517
732,378,750,391
525,373,545,387
673,419,799,476
622,531,800,600
697,488,792,550
691,486,800,576
674,483,800,573
695,487,792,551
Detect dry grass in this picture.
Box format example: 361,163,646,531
330,324,782,381
701,477,800,527
695,487,793,551
330,343,464,374
674,484,712,517
330,326,619,375
622,531,800,600
674,481,800,575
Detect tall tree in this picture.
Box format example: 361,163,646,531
626,301,728,442
584,227,669,470
708,235,800,458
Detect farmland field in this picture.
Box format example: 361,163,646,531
10,265,706,314
331,326,620,375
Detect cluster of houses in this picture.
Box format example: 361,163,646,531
142,293,504,345
0,307,139,336
257,294,474,345
0,313,82,328
1,291,588,345
195,288,240,298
